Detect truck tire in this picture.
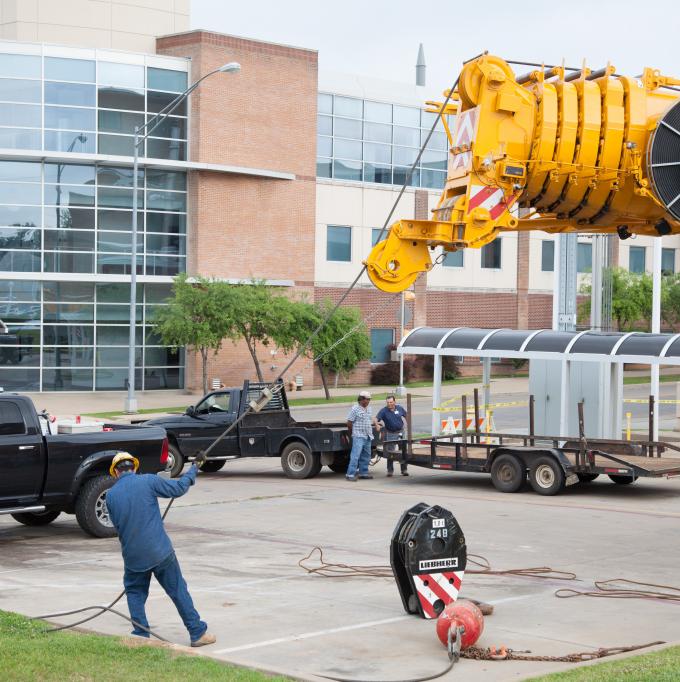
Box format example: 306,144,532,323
167,444,184,478
11,510,61,526
75,475,117,538
199,460,226,473
608,474,638,485
280,442,321,479
577,473,600,483
490,454,525,493
328,454,350,474
529,456,566,496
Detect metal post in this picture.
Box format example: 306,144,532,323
124,130,140,414
406,392,413,458
577,401,586,467
397,291,406,397
649,394,656,456
473,387,480,443
482,357,491,410
431,354,442,436
554,234,578,331
529,394,535,446
651,237,662,440
461,394,468,460
591,235,603,331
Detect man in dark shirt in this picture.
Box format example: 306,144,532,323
106,452,215,647
376,395,409,477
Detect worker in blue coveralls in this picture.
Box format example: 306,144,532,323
106,451,215,647
376,395,409,477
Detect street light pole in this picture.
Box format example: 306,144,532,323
124,61,241,413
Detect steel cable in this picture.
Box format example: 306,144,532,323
556,578,680,603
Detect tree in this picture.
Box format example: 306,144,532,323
284,300,371,399
224,282,298,382
153,274,232,394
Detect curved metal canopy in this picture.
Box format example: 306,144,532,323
398,327,680,364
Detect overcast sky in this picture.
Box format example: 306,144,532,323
192,0,680,93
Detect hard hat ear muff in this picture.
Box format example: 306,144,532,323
109,452,140,477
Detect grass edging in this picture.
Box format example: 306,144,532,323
0,609,293,682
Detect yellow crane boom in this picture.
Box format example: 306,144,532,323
365,54,680,292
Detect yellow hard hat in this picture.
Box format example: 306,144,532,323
109,451,140,477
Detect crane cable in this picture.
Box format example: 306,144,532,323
32,63,468,639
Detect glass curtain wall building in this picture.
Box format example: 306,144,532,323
316,92,449,190
0,44,189,392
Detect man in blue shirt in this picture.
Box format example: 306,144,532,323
106,452,215,647
376,395,409,477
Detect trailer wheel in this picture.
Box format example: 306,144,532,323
11,510,61,526
608,474,638,485
75,475,117,538
280,442,321,479
167,444,184,478
328,454,350,474
490,454,525,493
529,456,565,496
577,473,600,483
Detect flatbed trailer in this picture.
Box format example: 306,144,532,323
377,400,680,496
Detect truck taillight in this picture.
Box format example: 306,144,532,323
161,438,169,465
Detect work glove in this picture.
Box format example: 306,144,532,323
194,451,207,469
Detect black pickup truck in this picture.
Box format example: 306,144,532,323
0,394,168,538
146,381,351,478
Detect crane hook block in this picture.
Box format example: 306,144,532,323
365,55,680,292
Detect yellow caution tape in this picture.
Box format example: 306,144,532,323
623,398,680,405
434,400,528,412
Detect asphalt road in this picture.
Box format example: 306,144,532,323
3,459,680,681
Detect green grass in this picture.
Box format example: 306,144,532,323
529,644,680,681
623,374,680,385
0,609,290,682
288,391,423,406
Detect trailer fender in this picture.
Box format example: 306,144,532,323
69,450,117,498
489,448,571,474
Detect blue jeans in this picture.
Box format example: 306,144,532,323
123,551,207,642
347,435,372,477
384,431,407,473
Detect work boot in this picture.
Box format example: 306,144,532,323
359,474,373,479
346,474,358,481
387,471,393,477
401,471,409,476
191,632,216,647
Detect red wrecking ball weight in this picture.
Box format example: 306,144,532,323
436,599,484,650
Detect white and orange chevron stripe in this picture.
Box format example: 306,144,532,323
412,570,465,619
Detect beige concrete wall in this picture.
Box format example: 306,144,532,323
0,0,189,53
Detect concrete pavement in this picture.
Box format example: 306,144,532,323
3,460,680,681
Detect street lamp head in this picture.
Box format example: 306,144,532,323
218,61,241,73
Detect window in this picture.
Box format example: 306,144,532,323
372,228,387,246
327,225,351,262
629,246,646,273
147,68,187,93
0,402,26,436
443,250,463,267
371,328,394,363
197,392,231,414
481,239,502,269
45,57,95,83
541,240,555,271
662,248,675,274
577,242,592,273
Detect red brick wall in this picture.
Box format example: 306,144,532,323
157,31,318,392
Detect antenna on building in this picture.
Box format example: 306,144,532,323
416,43,426,86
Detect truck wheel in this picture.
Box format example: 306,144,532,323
167,444,184,478
75,475,117,538
11,510,61,526
199,460,226,473
490,454,525,493
577,473,600,483
328,454,350,474
529,456,566,496
280,442,321,479
608,474,638,485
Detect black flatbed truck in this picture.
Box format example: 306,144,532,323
145,381,352,478
378,396,680,495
